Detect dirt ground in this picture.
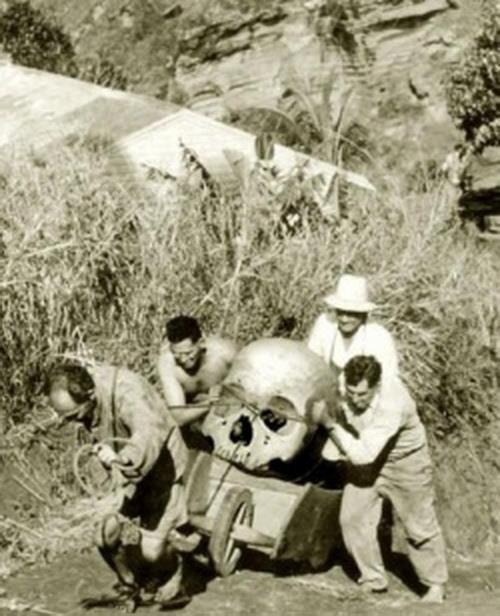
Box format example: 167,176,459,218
3,548,500,616
2,441,500,615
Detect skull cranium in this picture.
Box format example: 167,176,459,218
202,338,338,472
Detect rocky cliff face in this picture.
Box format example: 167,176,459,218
172,0,477,169
32,0,482,168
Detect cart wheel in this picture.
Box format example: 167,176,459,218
208,487,253,577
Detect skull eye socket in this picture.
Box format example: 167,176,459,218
260,396,299,435
229,415,253,445
260,408,287,432
267,396,298,419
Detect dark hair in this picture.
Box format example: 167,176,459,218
344,355,382,388
44,363,95,403
165,315,202,344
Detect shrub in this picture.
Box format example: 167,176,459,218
446,1,500,151
75,54,129,90
0,0,74,73
0,1,129,90
1,140,498,436
0,141,143,423
1,139,499,556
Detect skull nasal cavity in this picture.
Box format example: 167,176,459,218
229,415,253,446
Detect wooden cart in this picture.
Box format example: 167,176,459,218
185,451,343,577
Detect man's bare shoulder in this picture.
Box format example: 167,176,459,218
158,340,176,364
205,336,240,360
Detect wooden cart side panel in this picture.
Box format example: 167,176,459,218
201,475,299,540
209,456,305,495
207,456,305,540
272,485,343,567
186,450,213,514
186,452,342,564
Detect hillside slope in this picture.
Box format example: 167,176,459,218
28,0,483,168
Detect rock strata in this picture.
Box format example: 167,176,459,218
173,0,465,164
29,0,477,165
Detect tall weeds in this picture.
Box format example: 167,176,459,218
1,138,499,554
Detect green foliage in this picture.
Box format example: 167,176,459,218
230,62,374,174
229,64,375,219
0,0,74,73
446,2,500,151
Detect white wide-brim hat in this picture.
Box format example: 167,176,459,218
323,274,377,313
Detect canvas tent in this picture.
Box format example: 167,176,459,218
0,60,375,203
0,61,176,151
113,108,374,191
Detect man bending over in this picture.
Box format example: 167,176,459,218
320,355,448,603
45,362,190,608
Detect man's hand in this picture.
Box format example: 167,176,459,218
308,399,343,429
193,385,222,406
94,443,128,469
308,400,348,460
321,422,346,461
207,384,223,402
94,443,139,480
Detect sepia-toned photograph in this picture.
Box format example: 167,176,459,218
0,0,499,613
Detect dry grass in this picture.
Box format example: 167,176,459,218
0,491,121,578
0,136,499,567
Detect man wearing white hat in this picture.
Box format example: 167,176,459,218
307,274,399,380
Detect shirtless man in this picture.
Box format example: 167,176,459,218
157,315,238,427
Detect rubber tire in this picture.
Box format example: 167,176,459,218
208,487,253,577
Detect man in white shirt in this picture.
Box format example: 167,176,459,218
307,274,398,380
320,355,447,603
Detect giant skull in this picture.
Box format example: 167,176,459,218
202,338,338,472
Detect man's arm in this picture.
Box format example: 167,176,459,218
157,346,213,426
322,384,405,466
116,379,170,478
171,403,210,427
307,314,329,359
328,400,402,466
157,345,186,409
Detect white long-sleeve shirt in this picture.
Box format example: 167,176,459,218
330,377,427,466
307,313,399,380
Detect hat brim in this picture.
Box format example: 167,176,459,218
323,295,377,313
